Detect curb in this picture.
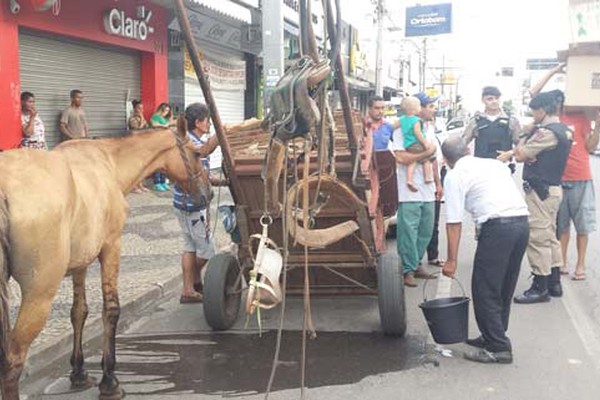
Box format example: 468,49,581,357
22,270,183,383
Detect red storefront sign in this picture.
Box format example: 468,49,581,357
0,0,168,149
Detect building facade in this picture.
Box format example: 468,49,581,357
0,0,169,149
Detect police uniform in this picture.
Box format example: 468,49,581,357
463,111,521,168
514,115,572,304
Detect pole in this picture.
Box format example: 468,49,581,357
325,0,357,158
420,37,428,92
375,0,383,96
172,0,241,198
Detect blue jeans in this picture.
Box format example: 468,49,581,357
153,172,166,184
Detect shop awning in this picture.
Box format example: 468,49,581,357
346,76,374,92
152,0,253,24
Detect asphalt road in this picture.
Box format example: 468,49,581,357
23,158,600,400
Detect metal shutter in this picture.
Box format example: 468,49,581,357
184,46,245,170
19,32,141,148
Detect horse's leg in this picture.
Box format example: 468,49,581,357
69,268,94,389
1,278,62,400
98,240,123,400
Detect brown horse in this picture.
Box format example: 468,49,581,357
0,117,216,400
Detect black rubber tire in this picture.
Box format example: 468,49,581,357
377,252,407,337
203,253,242,331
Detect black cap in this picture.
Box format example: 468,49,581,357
482,86,502,97
529,91,558,113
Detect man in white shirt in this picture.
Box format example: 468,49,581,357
441,135,529,364
392,93,442,287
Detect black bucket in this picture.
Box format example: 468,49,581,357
419,274,470,344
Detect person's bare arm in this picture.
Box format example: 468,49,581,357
22,110,36,137
462,119,477,145
195,134,220,157
529,63,565,97
585,111,600,153
394,142,435,165
433,159,443,200
442,222,462,278
59,122,74,140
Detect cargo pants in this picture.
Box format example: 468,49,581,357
524,186,563,276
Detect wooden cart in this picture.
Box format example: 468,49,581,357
201,111,406,336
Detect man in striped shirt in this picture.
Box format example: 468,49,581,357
175,103,220,304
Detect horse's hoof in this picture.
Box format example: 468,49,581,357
70,374,97,390
98,388,125,400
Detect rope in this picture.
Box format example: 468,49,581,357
264,145,289,399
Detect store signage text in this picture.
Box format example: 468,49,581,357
104,7,154,41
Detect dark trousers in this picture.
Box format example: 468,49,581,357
472,216,529,353
153,172,166,184
427,166,446,261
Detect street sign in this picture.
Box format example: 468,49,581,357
405,3,452,37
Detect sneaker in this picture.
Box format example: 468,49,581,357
464,349,513,364
153,183,164,191
161,182,171,191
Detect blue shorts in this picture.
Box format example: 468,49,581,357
557,180,596,235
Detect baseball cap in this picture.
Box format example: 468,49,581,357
482,86,502,97
413,92,439,107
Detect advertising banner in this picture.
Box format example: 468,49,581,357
405,3,452,37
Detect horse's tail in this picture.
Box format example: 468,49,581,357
0,189,11,368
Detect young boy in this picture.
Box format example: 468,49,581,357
400,96,433,191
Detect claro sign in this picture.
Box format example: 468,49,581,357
104,6,154,41
405,3,452,37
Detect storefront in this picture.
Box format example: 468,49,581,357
172,5,256,169
0,0,168,150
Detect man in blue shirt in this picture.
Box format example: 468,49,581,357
175,103,220,303
364,95,395,150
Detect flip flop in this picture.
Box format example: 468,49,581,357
179,292,203,303
559,268,569,275
428,259,446,267
572,273,586,281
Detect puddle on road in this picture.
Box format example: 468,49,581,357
107,330,423,397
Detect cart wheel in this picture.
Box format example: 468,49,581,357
203,253,242,330
377,252,407,337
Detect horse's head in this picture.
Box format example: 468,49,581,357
164,115,212,207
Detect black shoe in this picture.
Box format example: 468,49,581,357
464,349,513,364
466,336,486,349
548,267,563,297
514,275,551,304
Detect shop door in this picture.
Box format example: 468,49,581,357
19,33,141,148
184,46,245,170
184,83,244,170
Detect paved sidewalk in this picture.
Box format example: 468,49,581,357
8,187,233,379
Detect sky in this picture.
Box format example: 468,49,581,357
339,0,572,111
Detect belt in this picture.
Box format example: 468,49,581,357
484,215,528,225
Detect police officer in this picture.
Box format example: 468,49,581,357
463,86,521,172
509,91,572,304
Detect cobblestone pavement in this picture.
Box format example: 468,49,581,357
8,185,234,361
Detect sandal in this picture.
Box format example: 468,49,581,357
428,259,446,267
559,267,569,275
572,272,586,281
179,292,203,304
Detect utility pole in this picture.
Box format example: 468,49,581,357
375,0,384,96
419,37,428,92
261,0,284,116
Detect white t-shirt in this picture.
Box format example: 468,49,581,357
391,126,437,203
444,156,528,226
